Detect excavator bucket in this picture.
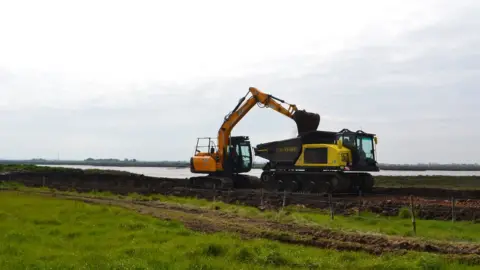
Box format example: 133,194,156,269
292,110,320,135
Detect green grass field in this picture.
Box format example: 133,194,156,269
6,182,480,244
3,181,480,244
0,191,478,270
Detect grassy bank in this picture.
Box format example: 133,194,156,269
0,191,478,269
375,176,480,190
0,164,77,173
0,164,134,175
4,182,479,244
96,190,480,243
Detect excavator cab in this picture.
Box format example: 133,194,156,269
225,136,253,174
336,129,379,172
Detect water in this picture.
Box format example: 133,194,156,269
37,164,480,178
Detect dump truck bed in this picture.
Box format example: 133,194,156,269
254,130,338,165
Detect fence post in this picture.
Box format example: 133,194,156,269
328,193,334,220
282,190,286,209
451,197,456,222
215,184,218,202
409,195,416,236
260,188,264,208
42,176,45,187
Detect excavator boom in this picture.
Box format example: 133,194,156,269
216,87,320,166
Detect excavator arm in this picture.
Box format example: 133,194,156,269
217,87,320,165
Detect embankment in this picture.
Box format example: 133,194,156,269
1,166,479,221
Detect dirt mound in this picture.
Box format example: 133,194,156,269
0,170,189,192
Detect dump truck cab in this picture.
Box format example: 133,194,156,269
336,129,379,172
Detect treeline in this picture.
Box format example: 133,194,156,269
1,159,480,171
85,158,138,163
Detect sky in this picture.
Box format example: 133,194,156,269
0,0,479,164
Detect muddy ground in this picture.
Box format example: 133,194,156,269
163,188,480,222
6,189,480,263
1,171,479,221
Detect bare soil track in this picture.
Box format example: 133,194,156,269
1,171,479,221
6,189,480,263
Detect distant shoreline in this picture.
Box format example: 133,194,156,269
1,159,480,171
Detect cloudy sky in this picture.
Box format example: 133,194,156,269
0,0,478,164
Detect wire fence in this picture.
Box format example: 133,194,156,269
176,186,480,235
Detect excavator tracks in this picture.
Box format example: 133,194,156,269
189,176,234,190
188,171,374,194
189,174,263,190
260,170,375,193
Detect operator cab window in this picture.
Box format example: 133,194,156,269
341,135,356,147
357,136,374,159
240,145,252,168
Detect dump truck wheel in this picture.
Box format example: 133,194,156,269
330,174,350,192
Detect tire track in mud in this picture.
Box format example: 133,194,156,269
8,189,480,262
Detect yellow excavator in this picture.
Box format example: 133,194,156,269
189,87,320,189
189,87,379,193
